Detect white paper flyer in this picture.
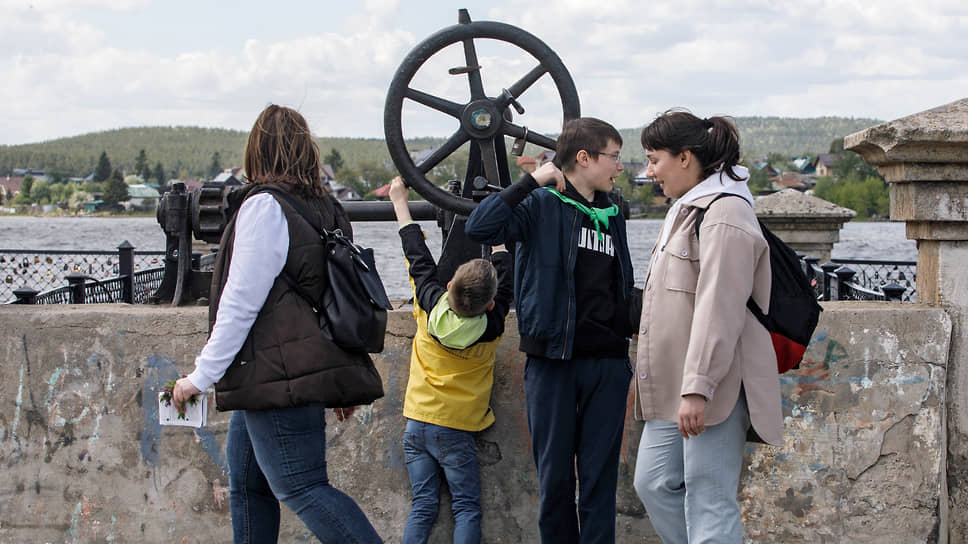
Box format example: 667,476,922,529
158,391,207,428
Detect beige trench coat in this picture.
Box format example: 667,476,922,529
634,193,783,446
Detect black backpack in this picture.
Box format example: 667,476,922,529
253,186,393,353
695,193,822,373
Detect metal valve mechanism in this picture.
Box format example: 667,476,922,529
153,9,602,306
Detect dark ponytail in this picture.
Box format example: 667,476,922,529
640,109,743,182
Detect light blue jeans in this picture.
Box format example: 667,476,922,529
227,405,382,544
633,392,750,544
402,419,482,544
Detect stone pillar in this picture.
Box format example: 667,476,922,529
846,97,968,543
754,188,856,263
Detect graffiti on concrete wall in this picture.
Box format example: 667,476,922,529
140,354,227,477
741,325,946,542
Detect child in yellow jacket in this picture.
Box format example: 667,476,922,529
389,176,513,544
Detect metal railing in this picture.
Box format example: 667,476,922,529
3,241,166,304
829,258,916,301
803,256,915,302
4,244,918,305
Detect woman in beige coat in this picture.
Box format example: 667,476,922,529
632,110,782,543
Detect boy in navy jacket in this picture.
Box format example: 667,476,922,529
465,118,635,542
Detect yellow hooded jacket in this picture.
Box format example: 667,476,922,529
398,223,513,432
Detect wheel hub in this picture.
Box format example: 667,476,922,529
462,100,502,138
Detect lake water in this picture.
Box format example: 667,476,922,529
1,215,917,301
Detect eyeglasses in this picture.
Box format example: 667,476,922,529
596,151,621,163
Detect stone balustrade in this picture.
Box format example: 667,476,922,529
754,188,856,263
847,97,968,542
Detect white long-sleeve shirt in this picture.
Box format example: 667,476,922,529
186,193,289,392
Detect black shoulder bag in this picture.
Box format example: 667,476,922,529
258,187,393,353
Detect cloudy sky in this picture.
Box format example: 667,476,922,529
2,0,966,146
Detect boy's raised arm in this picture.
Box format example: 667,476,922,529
465,162,564,246
389,176,413,227
532,162,565,192
490,244,514,314
392,176,447,310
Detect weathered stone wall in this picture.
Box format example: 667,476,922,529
743,303,950,543
934,241,968,544
0,303,950,543
846,97,968,543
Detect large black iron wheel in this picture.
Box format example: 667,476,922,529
384,10,580,216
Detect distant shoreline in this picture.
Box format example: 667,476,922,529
2,209,895,222
1,210,156,218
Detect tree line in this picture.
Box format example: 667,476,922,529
7,150,138,210
0,117,880,180
1,117,887,216
811,137,888,219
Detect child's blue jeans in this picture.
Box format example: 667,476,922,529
402,419,482,544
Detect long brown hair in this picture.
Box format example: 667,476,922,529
641,109,743,182
244,105,326,197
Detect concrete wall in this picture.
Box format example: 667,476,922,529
845,98,968,543
934,241,968,543
0,303,950,543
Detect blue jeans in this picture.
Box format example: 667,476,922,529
227,404,382,543
402,419,482,544
524,356,633,544
633,391,751,544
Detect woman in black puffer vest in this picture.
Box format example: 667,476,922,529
173,105,383,543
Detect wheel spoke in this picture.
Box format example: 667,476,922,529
404,88,464,118
503,64,547,104
384,15,581,218
477,138,502,188
504,123,557,150
461,38,486,100
416,130,470,173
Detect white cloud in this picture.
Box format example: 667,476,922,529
0,0,149,10
755,77,968,120
0,0,966,145
1,5,104,56
0,2,419,143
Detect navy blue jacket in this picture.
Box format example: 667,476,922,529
464,174,635,360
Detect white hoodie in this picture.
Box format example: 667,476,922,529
658,165,752,252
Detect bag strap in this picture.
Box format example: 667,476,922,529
248,185,327,235
693,192,763,317
248,185,390,312
693,192,748,239
246,185,332,310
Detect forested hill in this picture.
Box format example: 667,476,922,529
617,116,880,162
735,116,881,157
0,117,880,178
0,127,394,181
